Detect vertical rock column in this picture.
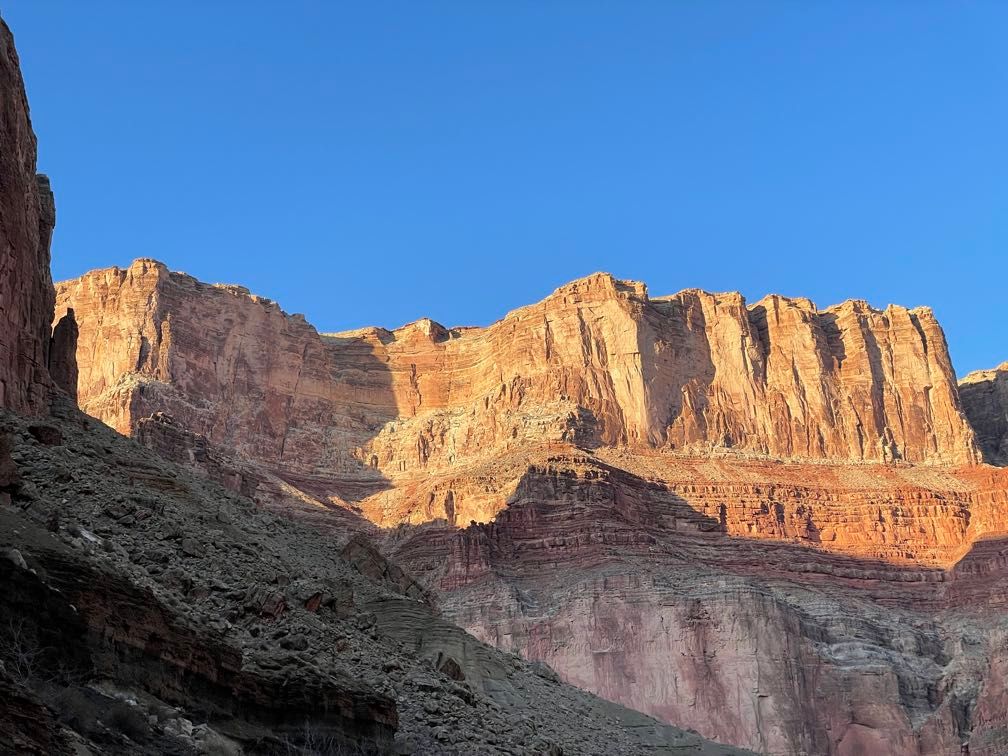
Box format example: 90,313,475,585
0,19,56,415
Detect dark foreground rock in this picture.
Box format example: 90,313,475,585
0,397,748,755
0,18,56,416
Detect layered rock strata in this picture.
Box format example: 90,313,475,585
53,259,1008,754
56,264,980,501
1,401,744,755
387,450,1008,754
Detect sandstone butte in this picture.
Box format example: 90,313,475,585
52,257,1008,754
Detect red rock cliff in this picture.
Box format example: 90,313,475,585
0,19,55,415
56,264,980,496
55,261,1008,754
389,452,1008,754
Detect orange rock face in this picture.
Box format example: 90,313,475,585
54,260,1008,754
0,19,56,415
56,263,978,488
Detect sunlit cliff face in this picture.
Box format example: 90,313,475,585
54,259,997,563
51,260,1008,754
56,262,977,490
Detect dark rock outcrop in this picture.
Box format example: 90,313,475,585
0,432,17,491
133,411,256,498
0,398,745,755
0,19,55,416
48,308,78,403
341,534,431,603
960,361,1008,465
0,673,71,756
0,523,397,749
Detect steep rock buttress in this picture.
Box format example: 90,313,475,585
0,18,55,415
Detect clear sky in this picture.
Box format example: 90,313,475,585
5,2,1006,375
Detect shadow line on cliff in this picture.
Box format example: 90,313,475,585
384,454,1008,612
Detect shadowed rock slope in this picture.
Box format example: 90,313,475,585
2,399,744,755
386,448,1008,755
960,362,1008,466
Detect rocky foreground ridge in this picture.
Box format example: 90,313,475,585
0,14,745,756
49,250,1008,754
4,398,744,755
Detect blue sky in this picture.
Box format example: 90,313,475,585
5,2,1006,375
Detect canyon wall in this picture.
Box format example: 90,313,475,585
6,0,1005,746
388,452,1008,754
0,19,55,415
960,362,1008,465
54,258,397,502
54,262,1008,753
56,263,980,505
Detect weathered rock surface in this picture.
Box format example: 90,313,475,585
0,400,745,755
48,307,78,402
56,264,980,506
960,361,1008,465
0,669,71,756
53,259,1008,754
386,448,1008,753
0,495,398,752
0,19,55,415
